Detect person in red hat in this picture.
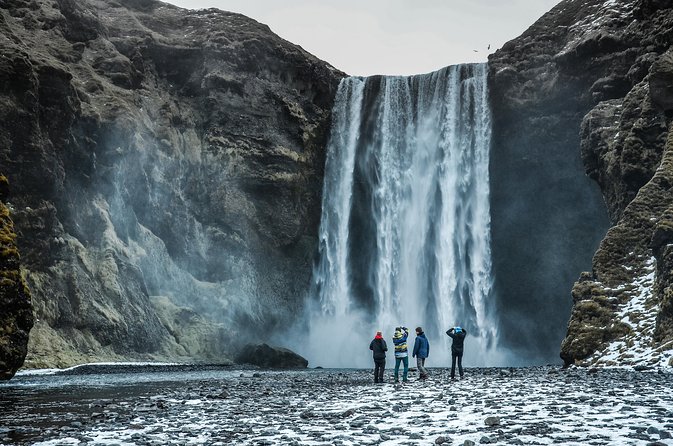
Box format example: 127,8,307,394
369,330,388,383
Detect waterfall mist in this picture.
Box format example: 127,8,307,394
298,64,507,368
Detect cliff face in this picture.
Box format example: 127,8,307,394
490,0,673,366
0,0,342,368
0,176,33,379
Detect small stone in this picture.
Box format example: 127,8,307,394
484,416,501,427
364,424,379,432
409,432,423,439
647,427,660,435
463,441,476,446
479,436,493,444
660,430,672,439
435,435,451,444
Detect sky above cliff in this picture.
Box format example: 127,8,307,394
167,0,561,76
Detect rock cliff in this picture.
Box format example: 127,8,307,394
490,0,673,366
0,175,33,379
0,0,342,368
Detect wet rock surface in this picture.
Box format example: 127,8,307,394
1,366,672,445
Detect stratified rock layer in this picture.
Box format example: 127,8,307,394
0,0,343,368
491,0,673,366
0,175,33,379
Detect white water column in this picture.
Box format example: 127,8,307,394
304,63,501,368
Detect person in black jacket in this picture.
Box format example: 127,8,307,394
369,331,388,383
446,326,467,379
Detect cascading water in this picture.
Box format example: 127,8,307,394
302,63,503,368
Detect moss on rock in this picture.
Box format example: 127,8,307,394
0,175,33,379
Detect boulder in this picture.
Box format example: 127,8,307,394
235,343,308,369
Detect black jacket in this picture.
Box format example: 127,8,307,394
446,329,467,354
369,337,388,360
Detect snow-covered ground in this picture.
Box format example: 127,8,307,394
1,366,671,445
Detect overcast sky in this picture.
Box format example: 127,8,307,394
166,0,561,76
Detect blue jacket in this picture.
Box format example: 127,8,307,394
412,332,429,359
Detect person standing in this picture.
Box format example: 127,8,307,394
392,326,409,383
369,330,387,383
446,326,467,379
412,326,430,380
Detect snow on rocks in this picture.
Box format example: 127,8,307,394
585,257,673,368
1,366,672,445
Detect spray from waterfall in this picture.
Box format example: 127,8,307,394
301,63,503,368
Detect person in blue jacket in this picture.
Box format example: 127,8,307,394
412,326,430,380
446,326,467,379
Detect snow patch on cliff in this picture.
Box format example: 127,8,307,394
587,257,673,368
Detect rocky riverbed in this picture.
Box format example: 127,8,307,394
0,365,672,445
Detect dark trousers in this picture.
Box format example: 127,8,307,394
374,359,385,383
451,352,463,378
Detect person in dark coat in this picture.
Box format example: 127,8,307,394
412,326,430,380
369,331,388,383
446,326,467,379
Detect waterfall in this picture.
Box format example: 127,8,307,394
303,63,500,368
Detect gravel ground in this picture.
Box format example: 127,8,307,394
1,365,672,445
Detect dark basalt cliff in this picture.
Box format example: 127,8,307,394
0,176,33,379
490,0,673,366
0,0,343,369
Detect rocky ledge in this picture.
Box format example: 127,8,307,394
0,0,343,369
490,0,673,366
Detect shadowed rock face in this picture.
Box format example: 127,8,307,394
0,176,34,379
235,343,309,369
490,0,673,366
0,0,343,368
